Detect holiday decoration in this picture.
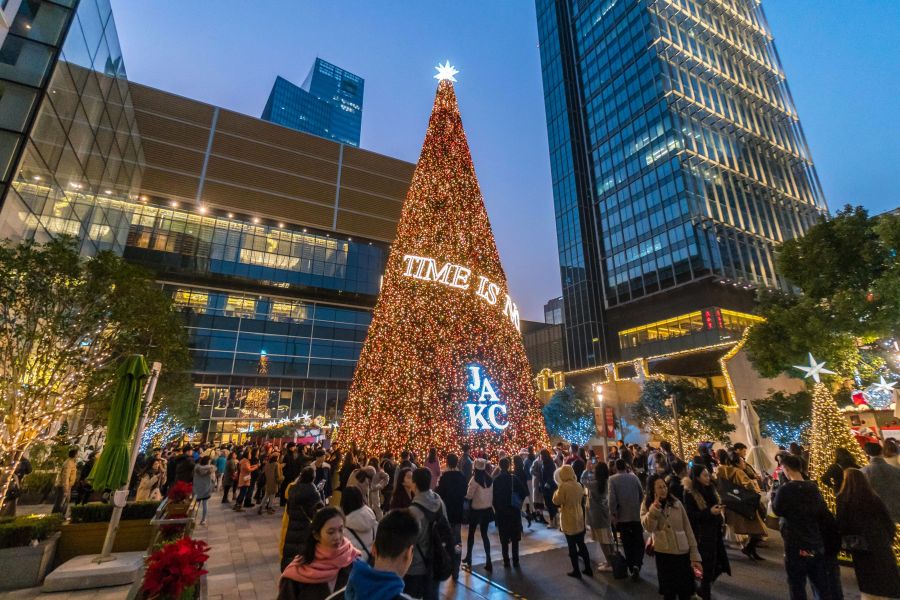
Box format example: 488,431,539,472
542,386,595,446
141,536,210,600
793,352,836,383
241,353,271,419
336,65,547,457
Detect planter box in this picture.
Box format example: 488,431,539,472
0,532,60,590
55,520,153,567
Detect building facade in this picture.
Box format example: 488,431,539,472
536,0,827,368
261,58,364,147
0,1,412,442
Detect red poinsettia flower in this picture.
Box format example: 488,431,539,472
142,536,210,599
167,481,193,502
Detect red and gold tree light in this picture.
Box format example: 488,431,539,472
336,67,547,457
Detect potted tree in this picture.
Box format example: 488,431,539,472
0,514,63,590
55,501,159,565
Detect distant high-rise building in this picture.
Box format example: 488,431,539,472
544,296,565,325
261,58,363,147
536,0,827,368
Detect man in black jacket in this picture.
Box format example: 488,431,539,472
435,453,466,579
173,445,195,484
772,453,842,600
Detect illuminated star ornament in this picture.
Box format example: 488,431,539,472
434,60,459,83
793,353,836,383
872,375,897,394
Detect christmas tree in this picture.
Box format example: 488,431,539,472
336,64,547,457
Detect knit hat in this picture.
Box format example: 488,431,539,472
474,458,487,471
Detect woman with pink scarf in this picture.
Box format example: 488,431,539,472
278,507,361,600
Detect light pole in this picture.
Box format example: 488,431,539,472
665,394,684,459
594,383,608,462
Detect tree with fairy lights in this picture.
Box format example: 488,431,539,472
542,386,595,446
794,353,867,509
336,63,547,457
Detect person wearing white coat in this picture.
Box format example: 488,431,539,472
464,458,495,570
341,486,377,562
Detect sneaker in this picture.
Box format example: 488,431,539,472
199,520,206,527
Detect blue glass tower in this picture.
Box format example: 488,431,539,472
536,0,828,368
261,58,363,147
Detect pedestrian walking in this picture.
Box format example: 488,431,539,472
641,474,702,600
193,455,216,526
836,468,900,599
365,459,390,520
342,486,377,561
281,466,325,570
582,460,615,572
493,457,527,567
51,448,79,515
436,453,467,579
279,507,360,600
259,453,284,514
539,449,559,528
173,445,195,483
424,448,441,490
406,468,453,600
861,442,900,523
390,467,415,510
683,465,730,600
234,451,258,512
553,464,593,579
214,449,226,490
221,451,238,503
464,458,495,570
609,458,645,580
717,451,766,560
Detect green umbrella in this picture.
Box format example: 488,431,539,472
88,355,151,491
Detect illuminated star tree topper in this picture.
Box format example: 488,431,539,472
793,352,837,383
434,60,459,83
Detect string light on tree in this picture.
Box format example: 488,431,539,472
335,64,547,457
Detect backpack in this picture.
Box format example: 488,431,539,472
411,501,454,582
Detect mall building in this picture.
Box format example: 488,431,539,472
0,0,413,442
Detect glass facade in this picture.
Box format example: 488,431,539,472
536,0,827,368
261,58,363,147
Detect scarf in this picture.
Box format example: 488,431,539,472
282,538,361,585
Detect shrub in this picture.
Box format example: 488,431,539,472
18,470,56,504
69,501,161,524
0,514,63,549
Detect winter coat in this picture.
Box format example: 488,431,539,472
424,459,441,489
407,490,448,576
135,471,164,501
492,471,527,541
435,469,467,525
192,464,217,500
716,465,765,535
641,498,701,562
173,454,195,483
224,457,239,484
327,559,416,600
608,471,643,523
862,457,900,523
345,506,378,559
582,471,610,530
552,465,586,535
837,493,900,597
466,476,493,511
683,477,730,582
57,458,78,491
264,462,284,495
280,481,325,570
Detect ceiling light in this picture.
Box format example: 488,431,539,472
170,201,179,208
140,195,149,201
252,217,260,224
278,222,284,228
198,205,207,214
303,228,307,233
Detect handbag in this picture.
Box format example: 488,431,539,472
717,477,760,521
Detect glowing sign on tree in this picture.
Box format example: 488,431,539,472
465,364,509,431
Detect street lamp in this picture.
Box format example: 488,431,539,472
594,382,608,461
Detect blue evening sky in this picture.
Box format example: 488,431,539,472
110,1,899,320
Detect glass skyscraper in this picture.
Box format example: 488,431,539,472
261,58,363,147
536,0,827,369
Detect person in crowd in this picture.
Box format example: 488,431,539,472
861,441,900,522
214,449,227,491
436,453,467,579
553,463,593,579
339,450,360,496
234,451,258,512
314,450,334,503
244,449,262,508
399,451,416,471
583,460,615,572
424,448,441,489
837,467,900,600
821,447,860,495
222,451,238,503
390,467,415,510
651,452,671,479
513,453,534,527
366,459,390,520
609,458,644,580
136,457,166,501
193,455,216,526
259,453,284,515
529,449,547,524
51,448,79,515
493,457,527,567
666,459,687,503
406,468,450,600
717,451,766,560
633,445,648,488
459,445,473,482
788,443,809,479
347,469,372,509
539,449,559,529
281,466,325,570
342,485,378,561
883,438,900,467
279,507,360,600
329,509,420,600
732,443,760,482
464,458,495,570
279,443,300,504
174,445,195,484
641,474,702,600
772,453,841,600
683,465,730,600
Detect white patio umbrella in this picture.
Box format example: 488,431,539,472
740,398,773,475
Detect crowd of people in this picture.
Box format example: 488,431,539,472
93,435,900,599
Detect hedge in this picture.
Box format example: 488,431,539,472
69,501,161,524
0,514,63,549
19,470,56,504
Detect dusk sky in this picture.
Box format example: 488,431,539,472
110,1,899,321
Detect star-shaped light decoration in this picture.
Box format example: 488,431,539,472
872,375,897,394
434,60,459,83
793,353,836,383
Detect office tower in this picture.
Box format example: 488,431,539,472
0,0,413,442
261,58,363,147
544,295,565,324
536,0,827,369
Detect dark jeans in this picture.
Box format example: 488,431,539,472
243,480,256,507
617,521,644,570
450,522,462,579
221,480,236,502
466,508,492,563
784,546,833,600
403,573,439,600
565,531,591,572
235,485,250,506
542,489,558,519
